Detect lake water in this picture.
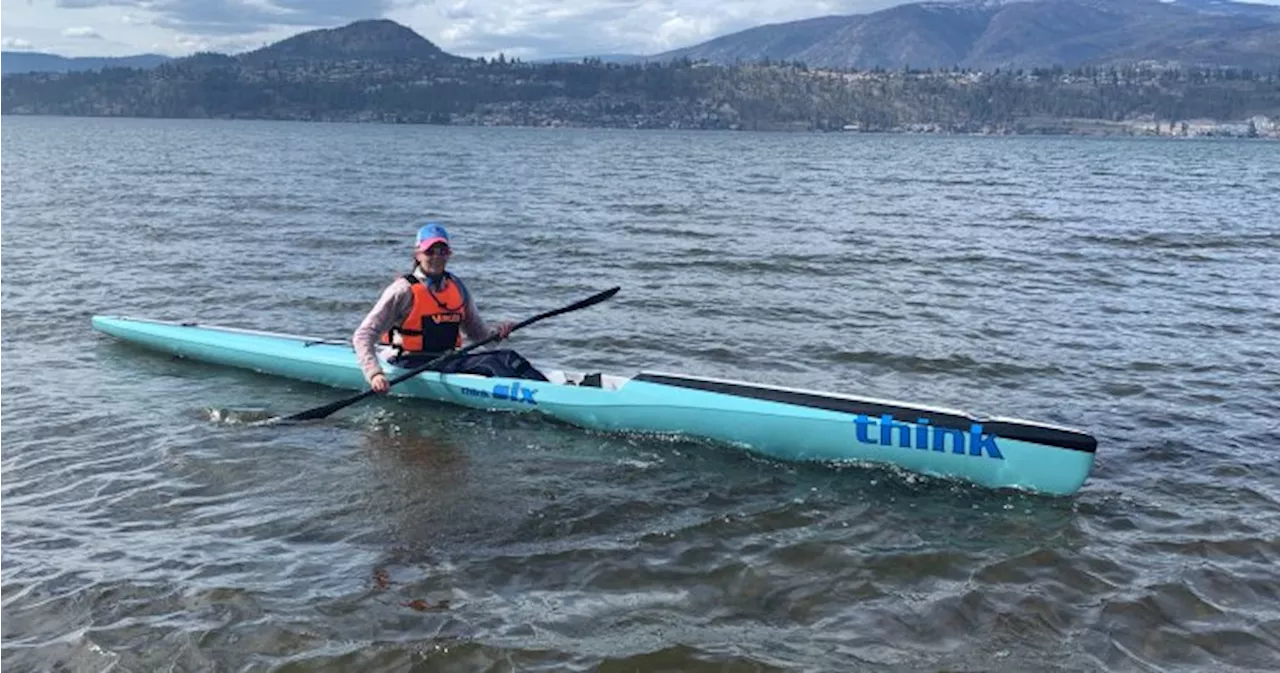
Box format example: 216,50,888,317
3,115,1279,672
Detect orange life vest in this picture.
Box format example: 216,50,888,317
380,274,466,354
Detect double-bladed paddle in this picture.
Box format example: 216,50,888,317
268,286,620,424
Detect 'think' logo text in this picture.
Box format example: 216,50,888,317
853,414,1003,459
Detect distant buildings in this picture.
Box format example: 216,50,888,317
1128,115,1278,138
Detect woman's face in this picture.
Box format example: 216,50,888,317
417,243,451,274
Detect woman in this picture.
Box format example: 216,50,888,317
352,222,546,394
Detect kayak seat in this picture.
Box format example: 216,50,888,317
580,372,603,388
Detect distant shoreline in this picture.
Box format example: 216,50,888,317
6,57,1277,140
4,111,1277,140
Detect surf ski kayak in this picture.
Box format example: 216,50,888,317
91,315,1098,496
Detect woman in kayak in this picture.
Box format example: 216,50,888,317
353,222,547,394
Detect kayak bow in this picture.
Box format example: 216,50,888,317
91,315,1098,496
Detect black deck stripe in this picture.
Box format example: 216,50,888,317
632,373,1097,454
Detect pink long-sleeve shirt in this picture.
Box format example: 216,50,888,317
351,268,493,383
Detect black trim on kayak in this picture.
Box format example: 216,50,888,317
632,372,1097,453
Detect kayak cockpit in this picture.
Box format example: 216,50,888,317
544,370,630,391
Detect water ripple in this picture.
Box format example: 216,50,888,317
3,117,1279,671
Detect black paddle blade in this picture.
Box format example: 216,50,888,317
511,286,620,330
562,285,619,312
273,390,374,424
284,396,365,422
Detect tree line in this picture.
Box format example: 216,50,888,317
3,56,1277,131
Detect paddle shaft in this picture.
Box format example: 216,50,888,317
276,286,620,422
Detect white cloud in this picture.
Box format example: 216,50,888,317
394,0,885,58
62,26,103,38
50,0,426,36
14,0,905,58
174,34,208,49
391,1,907,59
2,36,36,50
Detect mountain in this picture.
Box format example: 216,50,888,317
1,51,170,75
236,18,465,65
795,4,993,69
1165,0,1280,20
0,19,454,75
8,2,1278,77
4,18,1277,133
647,14,858,64
650,0,1280,69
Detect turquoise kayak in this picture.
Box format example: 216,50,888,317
91,315,1098,496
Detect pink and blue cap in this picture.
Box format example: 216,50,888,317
415,223,450,252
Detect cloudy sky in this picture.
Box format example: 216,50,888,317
1,0,927,59
5,0,1280,60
